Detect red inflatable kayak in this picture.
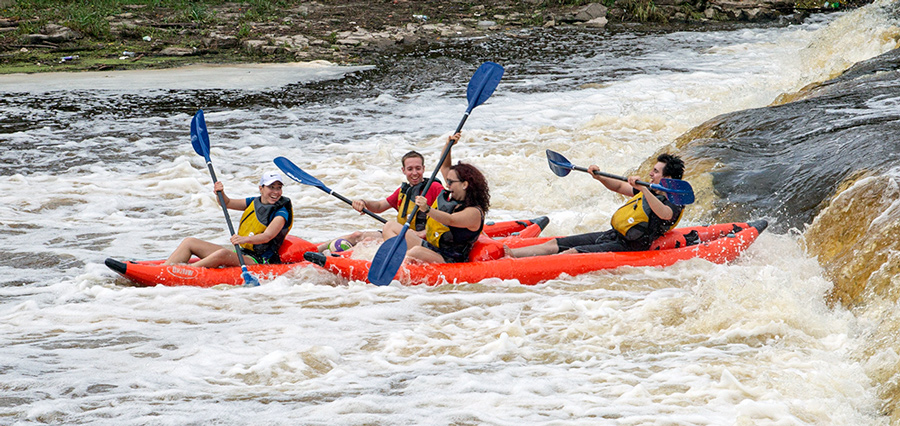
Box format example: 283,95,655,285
105,216,549,287
303,221,768,286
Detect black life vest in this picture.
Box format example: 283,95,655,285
237,196,293,264
610,191,683,242
423,190,483,255
396,180,440,232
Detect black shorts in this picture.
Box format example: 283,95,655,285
422,240,469,263
243,250,280,265
555,229,643,253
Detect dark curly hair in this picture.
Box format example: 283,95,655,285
657,153,685,180
450,162,490,213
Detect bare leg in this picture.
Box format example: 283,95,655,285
405,245,446,263
191,248,255,268
381,221,427,252
400,227,424,251
164,237,226,265
382,221,404,240
350,230,381,244
507,239,561,258
383,220,443,262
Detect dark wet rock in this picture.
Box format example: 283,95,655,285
678,46,900,233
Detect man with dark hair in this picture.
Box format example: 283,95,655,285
508,153,686,257
317,150,444,252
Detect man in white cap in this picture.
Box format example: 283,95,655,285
164,172,293,267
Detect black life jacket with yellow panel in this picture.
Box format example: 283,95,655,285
396,180,440,232
610,190,683,244
423,190,484,257
237,196,293,264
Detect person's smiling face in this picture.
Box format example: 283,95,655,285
444,170,468,201
402,156,424,185
259,182,283,204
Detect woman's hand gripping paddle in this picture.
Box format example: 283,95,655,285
545,149,695,205
274,156,388,224
367,62,505,286
190,109,260,287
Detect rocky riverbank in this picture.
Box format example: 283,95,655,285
0,0,861,74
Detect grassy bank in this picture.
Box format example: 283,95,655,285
0,0,869,74
1,0,605,74
0,0,306,73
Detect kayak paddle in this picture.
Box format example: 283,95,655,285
190,109,260,287
367,61,505,286
273,156,388,224
545,149,695,205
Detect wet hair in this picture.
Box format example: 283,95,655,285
450,162,490,213
657,153,685,180
401,151,424,168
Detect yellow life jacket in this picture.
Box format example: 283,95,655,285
396,180,440,231
610,191,683,241
423,190,483,252
237,196,293,263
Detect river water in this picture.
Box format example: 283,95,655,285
1,2,899,424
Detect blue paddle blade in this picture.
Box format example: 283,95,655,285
655,178,695,205
274,156,330,192
545,149,574,177
466,62,504,111
241,268,260,287
368,231,408,286
190,109,211,161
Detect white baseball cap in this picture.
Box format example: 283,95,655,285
259,173,283,186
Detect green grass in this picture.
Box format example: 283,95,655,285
1,0,291,40
621,0,668,22
5,0,140,38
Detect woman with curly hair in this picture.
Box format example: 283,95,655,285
381,132,490,263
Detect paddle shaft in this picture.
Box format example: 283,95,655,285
204,161,251,268
272,156,388,224
190,109,259,286
455,112,470,134
545,149,693,205
571,164,655,188
399,61,500,219
326,189,388,224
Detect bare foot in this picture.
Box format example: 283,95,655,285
502,244,514,258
